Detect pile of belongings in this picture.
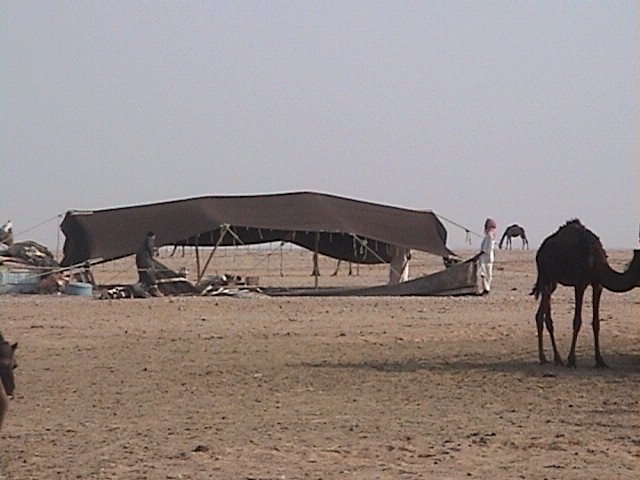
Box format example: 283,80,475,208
0,241,70,294
197,273,256,297
96,259,197,299
0,241,58,268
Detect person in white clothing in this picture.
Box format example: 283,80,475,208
479,218,497,295
388,245,411,284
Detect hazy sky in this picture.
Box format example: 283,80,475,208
2,1,638,252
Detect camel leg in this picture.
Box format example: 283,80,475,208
544,294,562,365
567,285,586,367
0,381,8,431
331,260,341,276
535,297,548,364
591,285,607,368
546,316,563,366
536,292,562,365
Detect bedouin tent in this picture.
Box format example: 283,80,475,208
60,191,454,269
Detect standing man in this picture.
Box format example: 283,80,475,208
388,245,411,284
479,218,497,295
136,231,162,297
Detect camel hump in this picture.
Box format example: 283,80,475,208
558,219,604,248
538,219,609,273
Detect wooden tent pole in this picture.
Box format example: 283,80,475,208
197,224,230,283
313,232,320,288
195,237,201,281
280,241,284,277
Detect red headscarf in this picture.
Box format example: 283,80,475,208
484,218,497,236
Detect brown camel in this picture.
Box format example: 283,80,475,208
531,219,640,367
331,259,354,276
311,259,355,276
0,332,18,431
499,224,528,249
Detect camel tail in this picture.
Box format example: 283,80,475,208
530,277,541,298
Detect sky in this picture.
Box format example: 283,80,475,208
1,1,638,252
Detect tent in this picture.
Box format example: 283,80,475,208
60,191,454,267
59,192,481,296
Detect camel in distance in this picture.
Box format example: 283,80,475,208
499,224,528,249
531,219,640,367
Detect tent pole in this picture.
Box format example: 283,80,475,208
197,224,229,283
278,231,294,277
312,232,320,288
351,234,388,264
195,237,201,281
56,214,63,262
279,241,284,277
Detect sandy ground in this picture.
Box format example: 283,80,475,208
0,248,638,479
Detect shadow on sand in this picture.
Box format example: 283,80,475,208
298,352,639,378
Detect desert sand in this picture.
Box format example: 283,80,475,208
1,247,638,479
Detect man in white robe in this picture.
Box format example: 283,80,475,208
388,245,411,284
479,218,497,294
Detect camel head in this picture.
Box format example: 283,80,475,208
0,336,17,396
600,249,640,293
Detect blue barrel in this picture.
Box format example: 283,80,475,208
66,282,93,296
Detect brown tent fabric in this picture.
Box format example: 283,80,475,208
60,192,454,267
261,255,481,297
